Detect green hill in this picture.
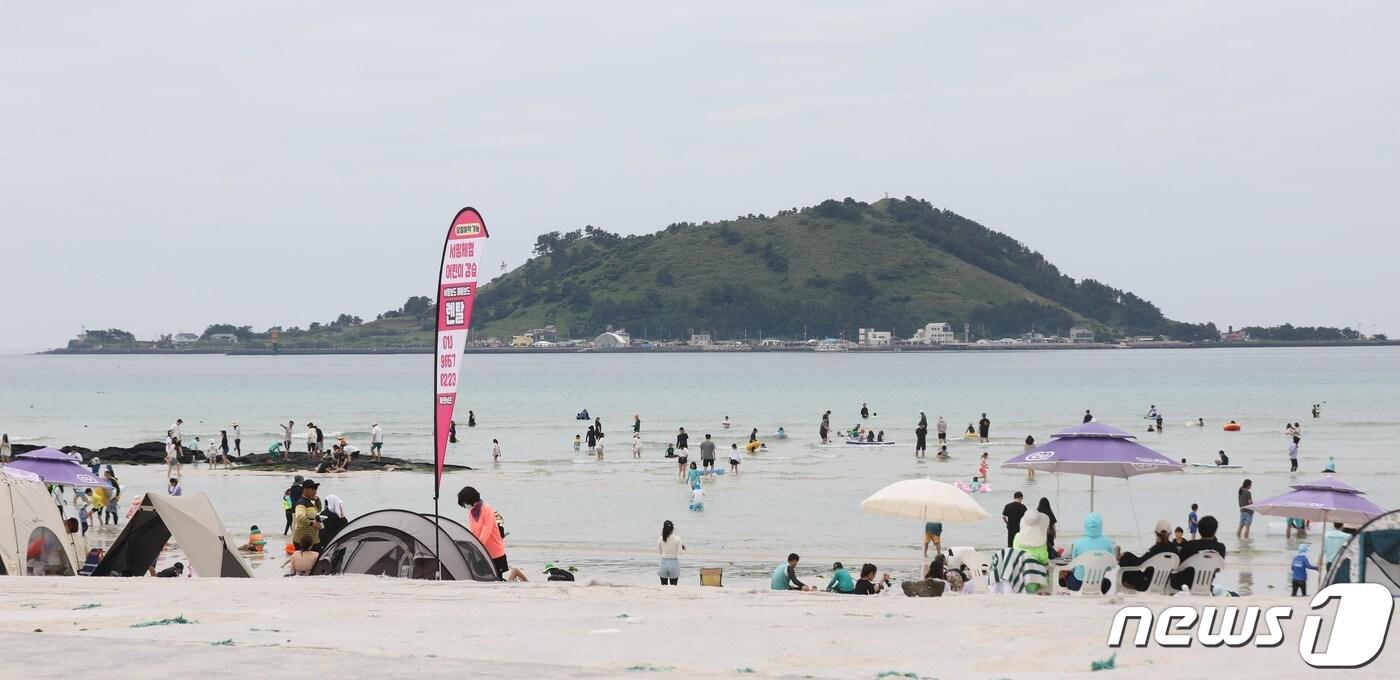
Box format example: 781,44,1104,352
473,197,1217,341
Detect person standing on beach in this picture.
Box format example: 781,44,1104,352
292,479,323,551
593,426,605,461
281,420,294,459
936,416,947,444
370,423,383,462
675,427,690,479
0,433,10,462
1001,492,1026,548
1237,479,1254,539
978,413,991,443
700,434,717,471
219,430,230,464
634,414,641,435
283,475,304,535
231,422,241,458
1288,440,1299,472
306,423,318,457
657,520,684,585
860,403,870,419
729,443,741,474
458,486,508,579
449,420,458,444
632,433,642,459
170,418,184,457
314,423,325,455
1023,435,1036,481
914,419,928,458
492,439,502,462
820,411,831,444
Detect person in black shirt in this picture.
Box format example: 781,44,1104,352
1083,410,1093,423
1119,520,1180,591
283,475,304,534
860,403,870,419
1001,492,1026,548
851,563,889,594
155,562,184,577
978,413,992,443
1171,515,1227,591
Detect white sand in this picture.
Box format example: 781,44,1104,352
2,577,1394,678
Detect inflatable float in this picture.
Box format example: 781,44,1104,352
1223,422,1241,432
954,480,992,493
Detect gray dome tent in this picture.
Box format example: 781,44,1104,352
312,509,497,581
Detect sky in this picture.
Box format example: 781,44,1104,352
2,2,1398,352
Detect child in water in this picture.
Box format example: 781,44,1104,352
978,452,989,481
689,482,705,511
729,444,741,474
573,435,581,453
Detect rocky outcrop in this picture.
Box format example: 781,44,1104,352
9,442,467,473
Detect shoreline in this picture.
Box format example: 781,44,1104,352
37,340,1400,356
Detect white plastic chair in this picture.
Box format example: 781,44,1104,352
1116,552,1180,595
1050,551,1117,596
1172,551,1224,596
948,546,992,593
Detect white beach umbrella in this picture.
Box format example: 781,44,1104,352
861,478,990,575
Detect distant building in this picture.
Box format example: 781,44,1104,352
1221,325,1249,342
688,333,711,346
528,325,559,343
172,333,199,345
1069,327,1095,344
858,328,892,347
911,322,956,345
594,331,631,348
532,340,556,348
510,334,534,348
207,333,238,343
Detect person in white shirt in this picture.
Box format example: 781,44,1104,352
936,416,948,444
657,520,685,585
165,431,181,479
170,418,184,456
306,424,318,456
370,423,384,462
281,421,294,458
492,439,502,462
232,422,241,457
631,433,642,459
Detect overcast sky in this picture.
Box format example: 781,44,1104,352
3,2,1397,352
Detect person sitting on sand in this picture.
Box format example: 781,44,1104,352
286,537,319,576
771,553,815,591
238,525,267,553
153,561,185,578
825,561,855,593
852,563,890,595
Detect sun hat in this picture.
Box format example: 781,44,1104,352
1016,511,1048,548
1153,519,1172,535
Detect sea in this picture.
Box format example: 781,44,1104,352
3,347,1397,592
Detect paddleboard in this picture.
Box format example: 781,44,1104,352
1188,463,1242,469
844,440,897,446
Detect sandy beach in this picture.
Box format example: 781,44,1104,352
2,576,1393,679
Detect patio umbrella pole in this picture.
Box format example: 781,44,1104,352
1318,510,1328,590
1127,478,1143,551
1089,472,1095,512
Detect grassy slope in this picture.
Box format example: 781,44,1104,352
475,202,1080,340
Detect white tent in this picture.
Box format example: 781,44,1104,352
91,492,252,577
1,468,84,576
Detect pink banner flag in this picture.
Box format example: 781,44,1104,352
435,207,488,495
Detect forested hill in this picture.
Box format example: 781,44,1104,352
474,197,1217,341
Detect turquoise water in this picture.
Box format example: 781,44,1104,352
2,347,1397,591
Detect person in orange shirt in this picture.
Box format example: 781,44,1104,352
458,485,507,579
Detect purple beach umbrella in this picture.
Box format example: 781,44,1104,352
1001,422,1182,511
4,448,113,489
1247,478,1387,587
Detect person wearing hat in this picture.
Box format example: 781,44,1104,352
1290,544,1319,597
542,562,576,582
825,561,856,593
1117,520,1180,592
457,486,508,579
1011,512,1051,593
292,479,323,551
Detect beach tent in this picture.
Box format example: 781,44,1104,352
0,468,84,576
312,509,497,581
1324,508,1400,595
90,492,251,577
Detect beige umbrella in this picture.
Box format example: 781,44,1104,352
861,478,990,574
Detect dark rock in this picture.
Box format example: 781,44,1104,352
10,442,465,473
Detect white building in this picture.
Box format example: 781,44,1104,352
172,333,199,345
207,333,239,343
858,328,892,347
1069,327,1095,344
688,333,712,346
593,331,631,348
910,322,956,345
